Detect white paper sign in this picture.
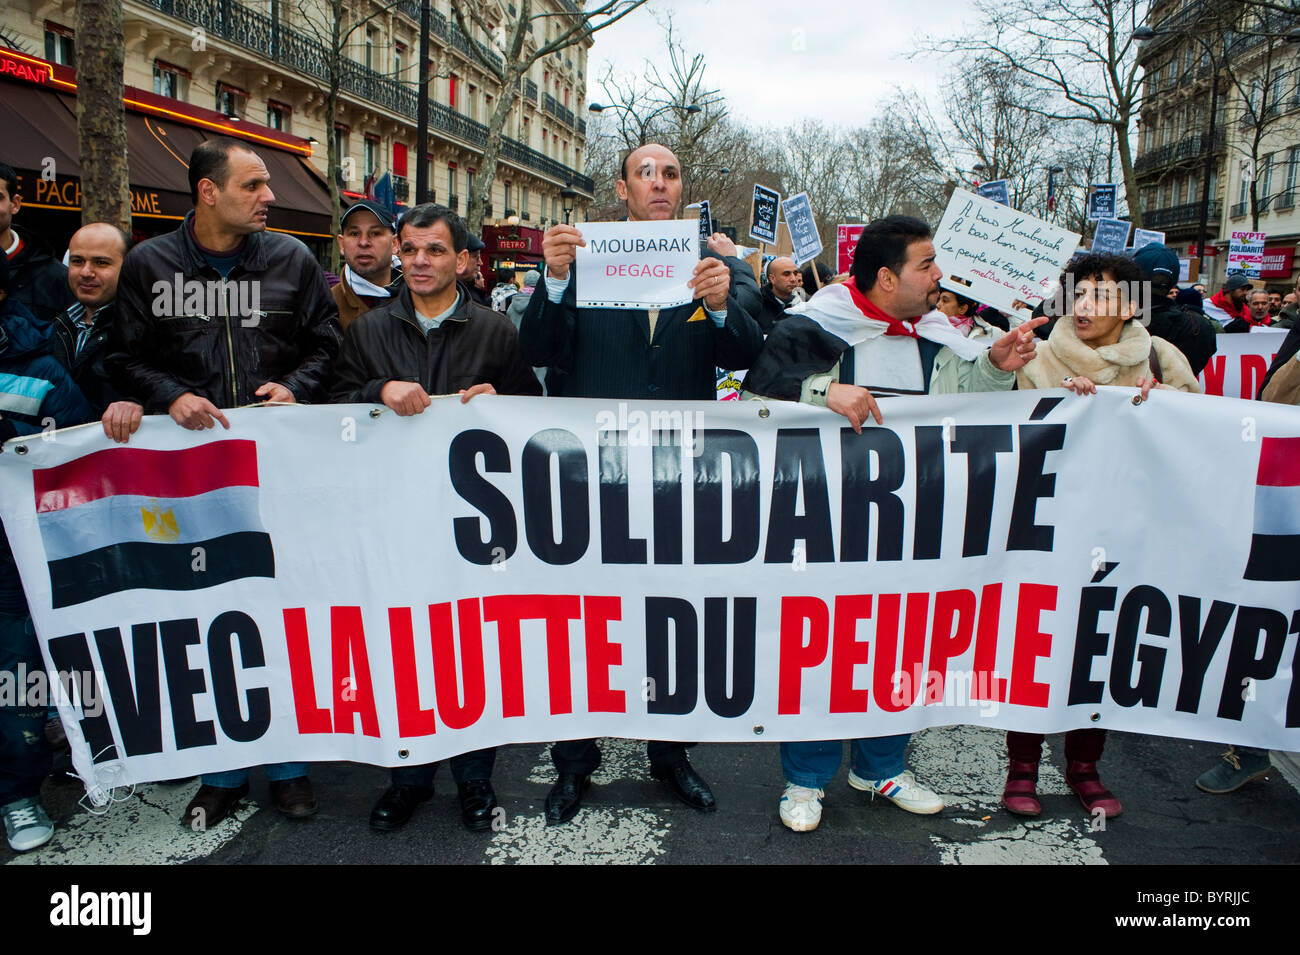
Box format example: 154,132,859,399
1227,231,1267,277
1132,228,1166,252
1199,330,1288,399
574,219,697,309
934,188,1081,318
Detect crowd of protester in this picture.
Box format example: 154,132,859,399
0,141,1295,853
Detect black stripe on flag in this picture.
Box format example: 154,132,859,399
1244,533,1300,582
48,531,275,608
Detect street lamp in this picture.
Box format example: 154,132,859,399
561,181,578,224
587,101,703,148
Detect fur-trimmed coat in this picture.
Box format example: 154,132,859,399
1015,317,1201,393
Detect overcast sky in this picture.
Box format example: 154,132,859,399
585,0,974,128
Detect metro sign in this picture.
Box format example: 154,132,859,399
497,239,529,250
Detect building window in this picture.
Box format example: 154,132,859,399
1237,164,1251,208
216,83,247,119
449,73,458,109
365,29,377,71
267,101,291,131
153,62,187,100
448,166,457,205
364,136,380,182
1260,152,1274,210
334,126,351,184
468,168,476,202
521,186,529,219
393,143,408,178
394,43,406,82
44,23,75,67
1286,146,1300,197
504,182,512,213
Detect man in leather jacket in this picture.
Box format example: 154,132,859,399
105,137,342,827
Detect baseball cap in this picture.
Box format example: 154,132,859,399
340,199,395,232
1222,274,1251,292
1132,243,1180,282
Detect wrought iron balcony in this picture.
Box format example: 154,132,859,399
394,0,419,22
448,194,459,211
1230,200,1249,218
525,78,538,103
393,176,410,202
1276,191,1295,210
544,92,575,127
1143,200,1222,230
1135,128,1225,175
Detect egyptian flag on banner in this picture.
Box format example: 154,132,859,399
33,440,275,608
1244,436,1300,582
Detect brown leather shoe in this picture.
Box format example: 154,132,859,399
269,776,319,818
182,783,249,831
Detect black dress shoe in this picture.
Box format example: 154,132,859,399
544,773,591,826
369,784,434,832
652,759,717,812
182,782,249,830
457,779,498,832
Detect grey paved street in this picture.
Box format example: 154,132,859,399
8,727,1298,866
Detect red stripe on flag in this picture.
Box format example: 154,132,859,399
1256,437,1300,488
33,440,260,513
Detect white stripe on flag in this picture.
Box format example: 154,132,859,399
1252,484,1300,537
36,485,265,561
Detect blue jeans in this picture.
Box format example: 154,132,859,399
202,763,308,788
0,612,50,804
780,734,910,789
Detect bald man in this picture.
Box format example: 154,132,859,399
519,142,764,824
759,256,805,333
50,222,143,442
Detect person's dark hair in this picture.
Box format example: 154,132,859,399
188,138,255,204
1063,252,1141,289
945,290,977,316
800,261,834,291
496,266,516,283
0,162,17,198
396,203,468,252
850,215,933,293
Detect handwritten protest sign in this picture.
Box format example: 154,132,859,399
781,191,823,264
1087,183,1118,220
1132,228,1166,252
574,220,697,309
977,179,1010,205
1091,218,1132,255
750,185,780,244
934,188,1081,318
836,223,865,274
1227,231,1266,277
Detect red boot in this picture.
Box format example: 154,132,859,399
1065,760,1123,818
1001,759,1042,816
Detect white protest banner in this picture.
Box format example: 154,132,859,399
750,185,780,244
1199,330,1287,399
1086,183,1118,220
1091,218,1132,255
1228,231,1267,277
573,219,697,309
3,392,1298,796
935,188,1081,318
781,192,823,264
1132,228,1166,252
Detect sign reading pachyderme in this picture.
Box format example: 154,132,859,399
1,391,1297,795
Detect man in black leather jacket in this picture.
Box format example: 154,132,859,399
107,139,341,431
105,137,342,827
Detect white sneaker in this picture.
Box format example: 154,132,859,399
2,796,54,852
779,783,825,832
847,769,944,815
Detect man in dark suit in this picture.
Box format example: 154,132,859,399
519,142,764,824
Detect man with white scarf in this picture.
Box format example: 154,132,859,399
744,214,1045,832
333,199,401,330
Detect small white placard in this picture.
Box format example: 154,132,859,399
574,220,697,310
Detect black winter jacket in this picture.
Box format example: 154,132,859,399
7,229,74,326
330,287,542,403
1146,297,1218,377
51,301,121,414
107,214,342,411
